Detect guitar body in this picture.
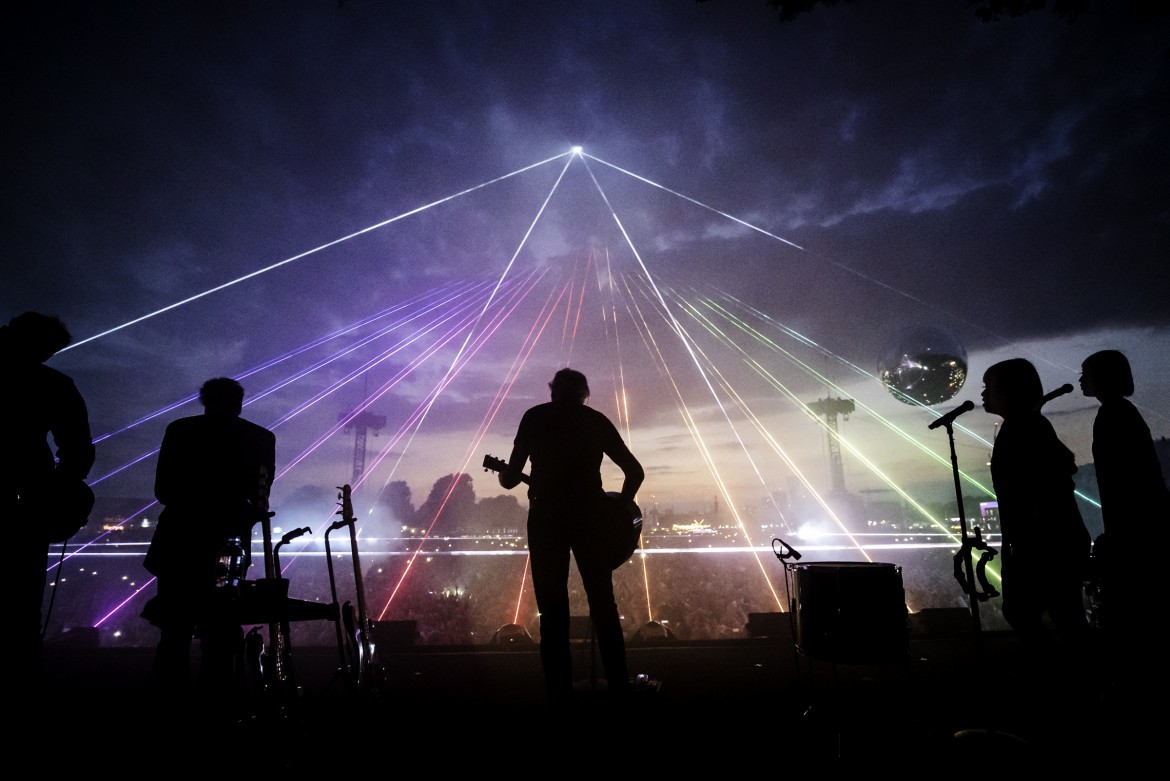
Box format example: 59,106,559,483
483,454,643,570
602,491,643,570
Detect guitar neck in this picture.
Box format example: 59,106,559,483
483,454,529,485
339,484,372,628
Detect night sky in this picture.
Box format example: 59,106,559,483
5,0,1168,534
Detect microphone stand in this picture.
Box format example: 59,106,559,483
773,538,812,709
939,417,997,661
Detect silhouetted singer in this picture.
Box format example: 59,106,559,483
981,359,1090,645
1080,349,1169,723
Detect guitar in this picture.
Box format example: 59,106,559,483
336,484,385,694
41,474,96,543
482,454,643,570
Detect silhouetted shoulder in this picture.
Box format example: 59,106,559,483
245,417,276,439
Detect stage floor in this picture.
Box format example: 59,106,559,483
34,614,1144,770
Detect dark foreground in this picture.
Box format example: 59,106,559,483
35,613,1148,772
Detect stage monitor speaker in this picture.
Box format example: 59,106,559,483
491,623,534,646
630,620,673,646
791,561,908,664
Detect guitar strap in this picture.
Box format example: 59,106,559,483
41,540,71,638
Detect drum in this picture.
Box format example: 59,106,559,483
791,561,908,664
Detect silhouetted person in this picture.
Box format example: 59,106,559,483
1,312,95,676
498,368,644,702
982,359,1091,645
143,377,275,716
1080,350,1169,704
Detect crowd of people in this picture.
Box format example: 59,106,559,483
346,544,1011,648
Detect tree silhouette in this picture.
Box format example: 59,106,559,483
477,493,526,534
376,479,415,530
415,472,477,534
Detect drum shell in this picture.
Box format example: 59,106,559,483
792,561,908,664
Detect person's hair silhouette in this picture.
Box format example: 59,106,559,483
549,367,590,403
199,376,246,415
982,357,1043,415
1080,349,1135,398
6,311,72,362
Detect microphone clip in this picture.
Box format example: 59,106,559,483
773,538,802,562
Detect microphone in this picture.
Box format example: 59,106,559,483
773,538,802,561
927,399,975,430
1038,383,1075,409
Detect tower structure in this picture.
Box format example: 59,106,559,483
340,410,387,484
808,396,855,495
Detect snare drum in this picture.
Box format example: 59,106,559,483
791,561,908,664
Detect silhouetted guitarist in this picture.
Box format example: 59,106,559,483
1,312,95,680
497,368,644,701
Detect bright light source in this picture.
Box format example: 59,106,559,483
795,521,830,541
570,145,583,155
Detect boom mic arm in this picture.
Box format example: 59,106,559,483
927,399,975,430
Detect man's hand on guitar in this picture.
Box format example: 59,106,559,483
484,453,526,490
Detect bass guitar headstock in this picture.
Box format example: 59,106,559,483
337,483,355,524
